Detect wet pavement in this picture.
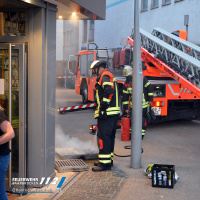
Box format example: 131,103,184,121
9,89,200,200
57,161,127,200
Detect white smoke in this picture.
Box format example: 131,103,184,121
55,125,98,156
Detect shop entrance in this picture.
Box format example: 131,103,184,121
0,43,27,191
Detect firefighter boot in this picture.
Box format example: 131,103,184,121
94,161,113,167
94,162,101,167
92,166,111,172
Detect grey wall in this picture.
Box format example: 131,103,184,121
56,20,79,71
140,0,200,45
56,20,64,61
94,0,134,49
56,20,79,88
73,0,106,20
92,0,200,48
28,4,56,181
63,20,79,61
45,4,56,179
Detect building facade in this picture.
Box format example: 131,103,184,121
60,0,200,87
56,20,80,88
56,18,96,88
0,0,105,192
93,0,200,49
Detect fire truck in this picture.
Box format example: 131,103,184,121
73,28,200,123
74,44,119,104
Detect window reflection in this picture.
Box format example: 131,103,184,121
0,12,25,36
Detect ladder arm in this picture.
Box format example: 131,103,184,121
141,47,200,98
127,33,200,98
152,27,200,61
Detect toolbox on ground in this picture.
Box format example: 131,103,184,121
152,164,175,189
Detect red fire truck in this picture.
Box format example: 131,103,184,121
74,45,120,104
73,28,200,123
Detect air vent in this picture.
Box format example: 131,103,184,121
55,159,89,172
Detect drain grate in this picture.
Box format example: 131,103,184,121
55,159,89,172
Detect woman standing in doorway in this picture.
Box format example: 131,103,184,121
0,106,15,200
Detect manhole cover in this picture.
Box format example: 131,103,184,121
55,159,89,172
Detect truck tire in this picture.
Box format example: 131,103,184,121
82,88,88,104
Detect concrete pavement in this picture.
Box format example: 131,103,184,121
13,120,200,200
10,89,200,200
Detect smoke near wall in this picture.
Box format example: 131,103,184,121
55,125,98,156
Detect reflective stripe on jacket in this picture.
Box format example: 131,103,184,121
94,69,120,119
122,82,132,110
143,76,153,102
122,76,154,109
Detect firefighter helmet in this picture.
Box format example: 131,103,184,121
90,60,107,76
123,65,132,76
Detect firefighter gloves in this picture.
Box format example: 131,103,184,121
95,82,99,89
100,102,109,111
99,102,109,119
99,111,107,119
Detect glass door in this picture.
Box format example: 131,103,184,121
0,43,27,191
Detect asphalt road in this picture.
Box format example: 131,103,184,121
55,88,200,200
55,89,98,157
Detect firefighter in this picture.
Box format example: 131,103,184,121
122,65,154,139
90,60,120,172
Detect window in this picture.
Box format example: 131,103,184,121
89,20,94,30
83,20,87,43
64,30,73,47
162,0,171,6
141,0,148,12
88,20,94,42
151,0,159,9
0,12,26,36
79,53,94,77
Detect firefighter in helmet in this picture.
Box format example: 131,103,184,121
122,65,154,139
90,60,120,172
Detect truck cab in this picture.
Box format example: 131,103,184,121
75,47,114,103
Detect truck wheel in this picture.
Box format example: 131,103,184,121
82,88,88,104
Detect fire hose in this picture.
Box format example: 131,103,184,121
114,146,143,157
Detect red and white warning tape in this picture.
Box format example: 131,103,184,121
58,103,96,113
90,124,97,131
56,76,75,79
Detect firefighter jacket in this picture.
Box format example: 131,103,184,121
143,76,154,108
94,69,120,119
122,76,132,111
122,76,154,110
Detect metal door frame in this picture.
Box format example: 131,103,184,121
0,43,27,190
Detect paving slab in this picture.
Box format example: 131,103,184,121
57,161,127,200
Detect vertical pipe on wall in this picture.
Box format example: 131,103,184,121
44,3,48,177
65,67,66,89
8,44,12,187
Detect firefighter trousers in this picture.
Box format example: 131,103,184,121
97,115,119,168
129,108,148,138
142,107,148,137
